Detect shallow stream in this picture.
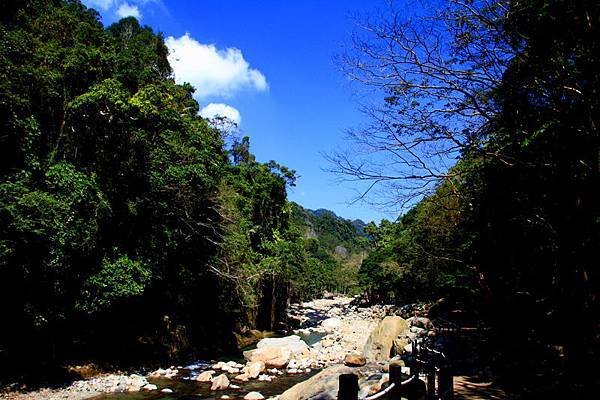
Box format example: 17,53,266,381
92,368,318,400
92,331,324,400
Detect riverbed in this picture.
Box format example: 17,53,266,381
2,296,392,400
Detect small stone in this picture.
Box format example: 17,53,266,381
161,388,173,393
213,361,226,370
211,374,230,390
234,373,250,382
344,353,366,367
244,391,265,400
245,361,266,379
196,370,215,382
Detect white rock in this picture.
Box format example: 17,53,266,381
161,388,173,393
244,391,265,400
195,370,215,382
256,335,309,354
213,361,226,370
211,374,230,390
141,383,157,391
245,361,266,379
321,317,342,331
233,373,250,382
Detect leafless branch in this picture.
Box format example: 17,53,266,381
329,0,514,210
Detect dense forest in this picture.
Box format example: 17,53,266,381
288,202,368,297
0,0,598,398
0,0,367,379
334,0,599,397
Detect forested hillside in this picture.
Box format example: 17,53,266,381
0,0,368,377
0,1,597,398
287,202,368,297
334,0,599,397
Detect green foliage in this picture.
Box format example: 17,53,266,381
358,169,479,304
287,202,368,299
0,0,294,369
351,1,599,396
78,255,151,312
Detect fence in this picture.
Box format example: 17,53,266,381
338,337,453,400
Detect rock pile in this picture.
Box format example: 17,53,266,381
69,374,150,393
1,374,153,400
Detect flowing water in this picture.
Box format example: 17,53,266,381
91,368,318,400
92,332,323,400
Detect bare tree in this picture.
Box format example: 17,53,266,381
328,0,515,209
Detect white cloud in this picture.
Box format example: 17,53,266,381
84,1,157,19
166,33,268,99
116,2,141,18
200,103,242,127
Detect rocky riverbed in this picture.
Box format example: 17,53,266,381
1,296,434,400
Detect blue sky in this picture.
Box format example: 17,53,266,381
83,0,394,223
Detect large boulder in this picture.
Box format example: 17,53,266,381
278,365,355,400
256,335,309,354
363,316,409,361
244,335,310,367
243,346,292,368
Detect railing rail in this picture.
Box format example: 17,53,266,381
338,336,453,400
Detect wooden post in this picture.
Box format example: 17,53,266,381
389,363,403,399
411,345,422,377
338,373,359,400
438,364,453,400
426,364,436,400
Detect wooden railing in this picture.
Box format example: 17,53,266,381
338,337,453,400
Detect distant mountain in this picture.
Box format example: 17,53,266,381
351,219,368,236
289,202,370,254
288,202,370,296
311,208,338,218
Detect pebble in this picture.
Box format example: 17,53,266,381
244,391,265,400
